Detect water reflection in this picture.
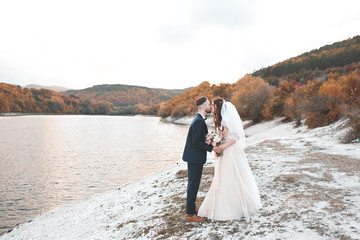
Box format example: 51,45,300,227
0,115,188,234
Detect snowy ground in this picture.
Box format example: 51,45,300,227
1,118,359,240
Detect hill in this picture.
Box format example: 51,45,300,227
253,35,360,85
65,84,187,115
158,81,234,119
159,36,360,142
24,84,72,92
0,83,114,114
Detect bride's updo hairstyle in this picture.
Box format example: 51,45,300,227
213,98,224,130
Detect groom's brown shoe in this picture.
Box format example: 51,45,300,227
186,214,206,222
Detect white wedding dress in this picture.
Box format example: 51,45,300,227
198,101,262,220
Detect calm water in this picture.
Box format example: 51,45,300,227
0,115,188,234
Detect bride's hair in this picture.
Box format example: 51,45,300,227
213,98,224,130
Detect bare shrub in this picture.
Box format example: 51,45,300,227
303,94,342,128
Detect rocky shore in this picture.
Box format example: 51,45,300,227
1,118,359,239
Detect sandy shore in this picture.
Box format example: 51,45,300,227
1,118,359,239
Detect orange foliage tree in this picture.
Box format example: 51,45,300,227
284,80,323,126
337,70,360,141
261,80,297,120
158,81,214,118
212,83,234,100
231,75,271,122
303,74,345,127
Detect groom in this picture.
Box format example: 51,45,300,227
182,96,218,222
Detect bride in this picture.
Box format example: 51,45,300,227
198,98,262,220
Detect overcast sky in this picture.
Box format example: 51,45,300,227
0,0,359,90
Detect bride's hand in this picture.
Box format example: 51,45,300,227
213,146,221,153
217,145,225,152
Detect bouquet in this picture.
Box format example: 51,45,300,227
205,130,223,157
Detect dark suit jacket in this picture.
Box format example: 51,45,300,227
182,113,213,164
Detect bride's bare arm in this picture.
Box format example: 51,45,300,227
219,127,236,151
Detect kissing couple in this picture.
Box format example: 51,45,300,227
182,96,262,222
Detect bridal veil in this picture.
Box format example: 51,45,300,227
220,100,246,148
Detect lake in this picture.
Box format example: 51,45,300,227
0,115,189,234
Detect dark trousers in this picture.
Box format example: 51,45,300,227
186,162,203,214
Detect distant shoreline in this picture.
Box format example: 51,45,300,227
0,113,159,117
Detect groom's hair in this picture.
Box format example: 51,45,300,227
196,96,207,106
